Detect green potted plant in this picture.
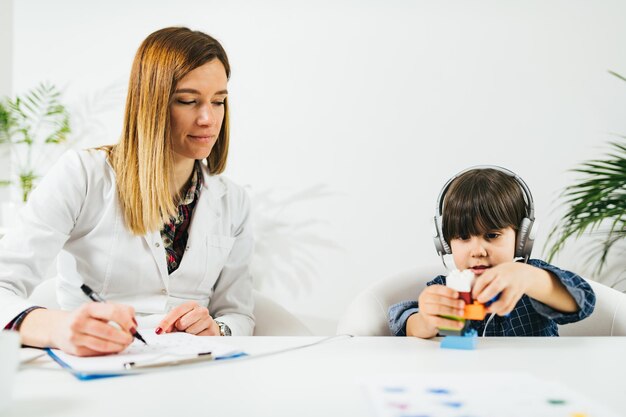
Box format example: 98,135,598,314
546,72,626,282
0,82,71,202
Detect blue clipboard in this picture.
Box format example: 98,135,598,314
46,349,121,380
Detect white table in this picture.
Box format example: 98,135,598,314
8,336,626,416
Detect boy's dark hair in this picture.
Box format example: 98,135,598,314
442,168,527,243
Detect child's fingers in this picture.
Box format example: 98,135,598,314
424,285,459,300
421,286,461,307
472,273,494,300
422,301,465,318
420,295,465,315
488,292,517,316
474,276,504,304
431,294,465,309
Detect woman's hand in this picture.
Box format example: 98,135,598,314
472,262,530,316
48,303,136,357
407,285,465,338
156,301,220,336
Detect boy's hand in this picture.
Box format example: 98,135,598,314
472,262,530,316
407,285,465,338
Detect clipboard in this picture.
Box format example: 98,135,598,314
46,348,122,381
46,331,247,380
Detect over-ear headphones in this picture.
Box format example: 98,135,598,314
432,165,536,262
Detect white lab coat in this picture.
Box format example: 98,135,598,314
0,149,255,335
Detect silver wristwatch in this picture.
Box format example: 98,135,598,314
215,320,231,336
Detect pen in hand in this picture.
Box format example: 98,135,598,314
80,284,148,345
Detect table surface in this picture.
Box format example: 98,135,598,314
8,336,626,417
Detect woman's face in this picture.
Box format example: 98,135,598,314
169,59,228,161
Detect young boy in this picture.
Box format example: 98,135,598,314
389,167,595,337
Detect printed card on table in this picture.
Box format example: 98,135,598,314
363,372,619,417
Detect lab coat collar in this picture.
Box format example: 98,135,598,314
143,161,227,289
199,161,227,201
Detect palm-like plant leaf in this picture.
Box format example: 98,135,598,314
0,102,13,143
546,138,626,275
7,82,70,147
0,82,71,200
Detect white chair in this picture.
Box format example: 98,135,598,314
27,278,312,336
558,279,626,336
251,291,312,336
336,267,444,336
337,267,626,336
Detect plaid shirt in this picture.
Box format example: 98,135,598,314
161,162,203,274
388,259,596,337
4,163,204,330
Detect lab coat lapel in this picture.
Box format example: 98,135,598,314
169,164,226,278
143,230,169,290
190,166,226,239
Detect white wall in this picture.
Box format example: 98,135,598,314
10,0,626,331
0,0,13,206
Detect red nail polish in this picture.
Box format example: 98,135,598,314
155,327,163,335
132,317,138,326
131,327,137,335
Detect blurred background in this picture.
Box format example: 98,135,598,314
1,0,625,333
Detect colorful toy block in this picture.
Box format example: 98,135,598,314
464,301,487,320
438,318,469,337
440,329,478,350
437,269,485,333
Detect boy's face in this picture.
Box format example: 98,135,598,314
449,226,516,276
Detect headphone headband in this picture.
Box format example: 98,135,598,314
435,165,534,220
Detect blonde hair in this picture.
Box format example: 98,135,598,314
107,27,231,235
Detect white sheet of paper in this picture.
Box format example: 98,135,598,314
49,319,241,373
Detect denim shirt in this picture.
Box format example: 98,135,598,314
388,259,596,337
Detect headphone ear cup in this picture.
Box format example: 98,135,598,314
433,216,452,256
515,217,534,259
441,238,451,255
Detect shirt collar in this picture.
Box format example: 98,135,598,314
179,161,203,206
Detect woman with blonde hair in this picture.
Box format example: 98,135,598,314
0,27,254,356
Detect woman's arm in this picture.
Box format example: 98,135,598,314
1,150,136,355
207,184,255,336
0,151,86,327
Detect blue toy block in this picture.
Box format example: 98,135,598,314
440,329,477,350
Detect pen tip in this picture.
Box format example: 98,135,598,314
135,333,148,345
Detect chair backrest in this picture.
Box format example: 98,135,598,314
337,266,444,336
336,267,626,337
252,291,313,336
27,279,312,336
558,279,626,336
